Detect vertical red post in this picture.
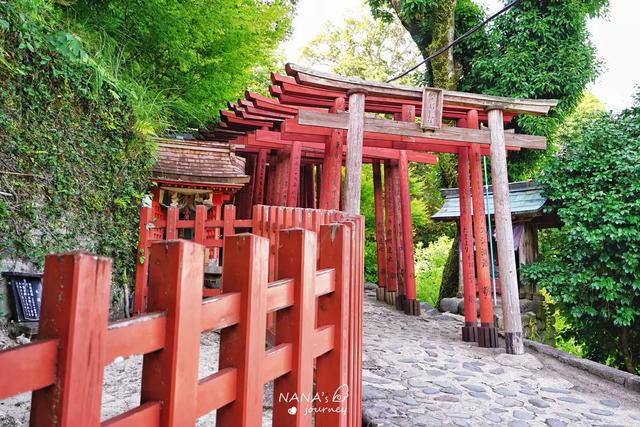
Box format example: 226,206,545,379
372,160,387,301
140,241,203,426
458,146,479,342
391,162,406,310
316,224,351,426
383,161,398,305
134,206,152,314
468,110,498,347
254,149,268,205
287,141,302,207
398,149,419,315
273,229,317,426
217,234,268,426
165,206,178,240
315,164,322,208
213,196,223,264
30,252,111,426
398,104,418,314
273,151,285,206
223,204,236,238
194,204,207,245
266,155,276,206
320,98,345,210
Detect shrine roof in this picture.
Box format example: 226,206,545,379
151,138,249,186
432,181,549,221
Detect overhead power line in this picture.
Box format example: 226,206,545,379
386,0,524,83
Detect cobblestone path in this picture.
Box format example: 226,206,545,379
362,289,640,427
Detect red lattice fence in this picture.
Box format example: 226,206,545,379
0,219,362,426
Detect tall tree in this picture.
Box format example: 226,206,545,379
369,0,609,178
368,0,609,298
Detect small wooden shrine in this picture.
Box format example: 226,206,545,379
433,181,561,298
141,137,249,281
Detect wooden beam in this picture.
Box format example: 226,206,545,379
297,110,547,149
344,89,366,214
488,108,524,355
286,63,558,115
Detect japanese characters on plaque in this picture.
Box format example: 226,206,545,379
3,273,43,322
421,87,444,131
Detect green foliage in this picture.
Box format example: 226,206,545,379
0,0,154,301
462,0,608,180
369,0,609,181
60,0,294,132
415,235,453,306
521,91,640,373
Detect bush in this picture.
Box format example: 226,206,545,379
415,236,453,307
522,92,640,373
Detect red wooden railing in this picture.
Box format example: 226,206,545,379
135,204,250,311
251,205,365,426
0,220,362,426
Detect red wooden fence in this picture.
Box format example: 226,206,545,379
135,204,250,312
251,204,365,427
0,222,362,426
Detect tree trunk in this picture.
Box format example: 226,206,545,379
429,0,458,90
620,326,635,373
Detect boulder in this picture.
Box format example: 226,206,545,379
440,297,463,313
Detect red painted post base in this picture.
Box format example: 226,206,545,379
375,288,385,301
395,294,406,311
384,290,397,306
403,299,421,316
461,323,479,343
477,324,499,348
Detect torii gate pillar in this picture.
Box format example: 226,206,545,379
343,88,367,214
488,107,525,355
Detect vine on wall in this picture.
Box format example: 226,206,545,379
0,0,155,304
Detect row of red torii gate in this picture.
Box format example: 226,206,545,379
147,64,558,355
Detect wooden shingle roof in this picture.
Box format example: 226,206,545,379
151,138,249,186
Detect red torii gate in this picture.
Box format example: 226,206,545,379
206,64,557,354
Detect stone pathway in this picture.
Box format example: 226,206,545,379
362,289,640,427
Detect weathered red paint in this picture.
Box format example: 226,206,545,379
372,160,387,298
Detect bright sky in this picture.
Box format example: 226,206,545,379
282,0,640,112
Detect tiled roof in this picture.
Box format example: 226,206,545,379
432,181,547,221
151,138,250,185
